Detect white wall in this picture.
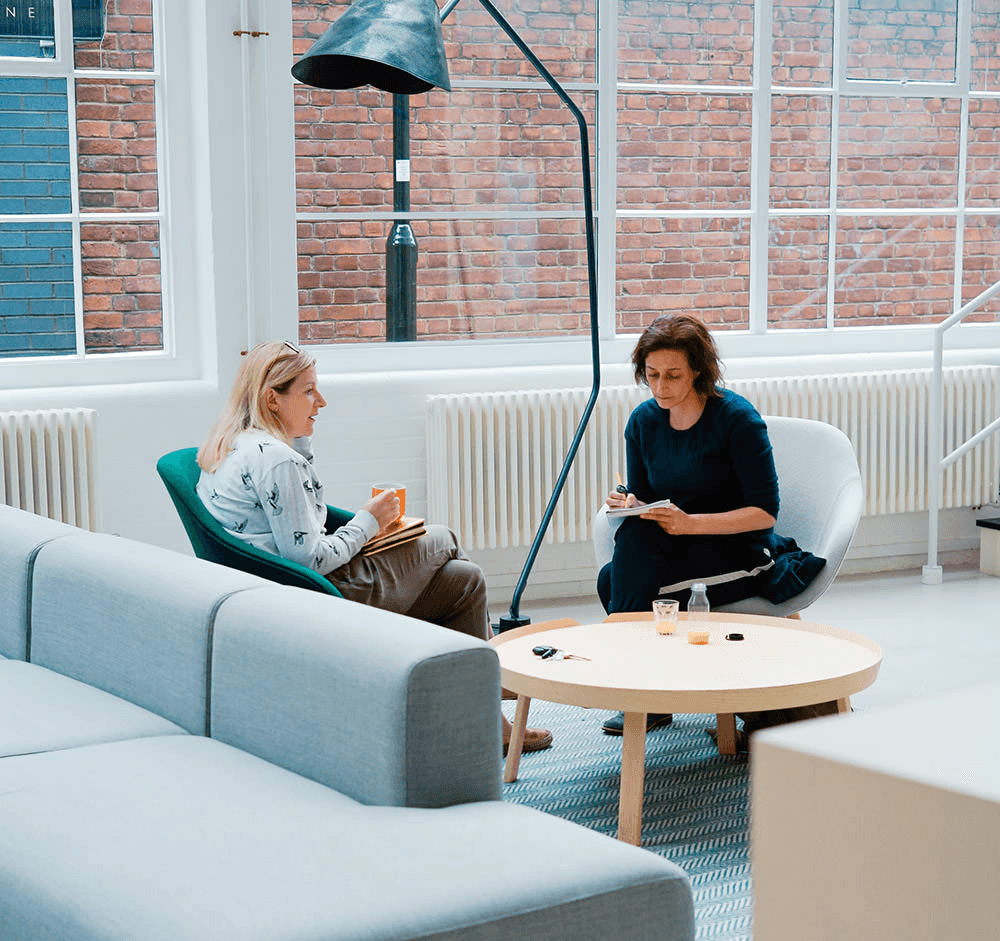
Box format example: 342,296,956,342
1,346,997,612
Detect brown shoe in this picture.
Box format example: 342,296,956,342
503,726,553,756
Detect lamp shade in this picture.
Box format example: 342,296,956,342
291,0,451,94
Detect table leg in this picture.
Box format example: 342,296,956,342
837,697,852,714
618,711,647,845
503,694,531,783
715,712,738,755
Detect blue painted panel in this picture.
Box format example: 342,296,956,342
0,76,70,214
0,222,75,357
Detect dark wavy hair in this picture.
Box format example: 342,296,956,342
631,314,723,398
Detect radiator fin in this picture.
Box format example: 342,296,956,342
426,367,1000,550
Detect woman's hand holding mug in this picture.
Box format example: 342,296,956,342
364,488,402,533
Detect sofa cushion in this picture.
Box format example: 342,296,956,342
210,585,502,809
28,532,264,734
0,735,694,941
0,506,81,660
0,660,187,757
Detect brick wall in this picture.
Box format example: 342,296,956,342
293,0,1000,344
75,1,161,353
297,217,591,342
76,71,162,352
0,77,70,215
74,0,154,71
617,217,751,332
847,0,958,82
293,0,598,344
0,222,76,357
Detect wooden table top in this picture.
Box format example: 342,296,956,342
491,612,882,714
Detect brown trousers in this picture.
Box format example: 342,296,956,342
327,524,490,641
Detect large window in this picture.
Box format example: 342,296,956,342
292,0,596,344
0,0,163,359
291,0,1000,348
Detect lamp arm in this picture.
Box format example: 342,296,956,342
446,0,600,629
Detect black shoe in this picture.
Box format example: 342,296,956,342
602,712,673,735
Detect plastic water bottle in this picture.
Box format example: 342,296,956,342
688,582,710,619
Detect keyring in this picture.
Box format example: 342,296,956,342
531,645,591,662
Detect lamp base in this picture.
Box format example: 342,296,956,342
495,613,531,634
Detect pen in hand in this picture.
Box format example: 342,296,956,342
615,472,628,495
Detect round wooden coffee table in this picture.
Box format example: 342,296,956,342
491,612,882,845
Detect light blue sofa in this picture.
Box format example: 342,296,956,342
0,505,694,941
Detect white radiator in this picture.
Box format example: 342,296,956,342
0,408,100,531
426,367,1000,550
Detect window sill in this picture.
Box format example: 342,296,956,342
306,321,1000,379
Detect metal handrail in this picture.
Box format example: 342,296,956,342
922,277,1000,584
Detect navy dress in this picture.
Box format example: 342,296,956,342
598,389,780,612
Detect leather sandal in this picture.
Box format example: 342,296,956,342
503,725,553,756
601,712,673,735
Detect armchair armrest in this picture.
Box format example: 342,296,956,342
209,584,502,809
593,503,624,569
325,504,354,532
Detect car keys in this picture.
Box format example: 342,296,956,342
532,645,589,661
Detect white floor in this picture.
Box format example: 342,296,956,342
503,564,1000,712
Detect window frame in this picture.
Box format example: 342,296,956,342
0,0,213,390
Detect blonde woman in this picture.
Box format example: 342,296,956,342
197,340,551,754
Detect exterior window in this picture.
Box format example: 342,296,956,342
772,0,1000,331
0,0,162,359
292,0,999,348
292,0,596,344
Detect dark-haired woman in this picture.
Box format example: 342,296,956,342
599,313,780,617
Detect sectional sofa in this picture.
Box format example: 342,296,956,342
0,505,694,941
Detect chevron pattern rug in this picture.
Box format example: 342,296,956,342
502,700,752,941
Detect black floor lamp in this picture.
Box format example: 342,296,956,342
292,0,601,631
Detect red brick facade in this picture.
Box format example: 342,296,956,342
292,0,1000,344
41,1,997,353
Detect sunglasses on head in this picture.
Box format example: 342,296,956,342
242,340,302,358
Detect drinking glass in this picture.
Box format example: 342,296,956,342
652,599,679,635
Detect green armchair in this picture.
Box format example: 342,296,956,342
156,447,348,597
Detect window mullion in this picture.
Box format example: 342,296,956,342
57,0,85,357
952,0,973,316
749,0,772,335
152,14,173,356
826,0,849,330
598,0,618,341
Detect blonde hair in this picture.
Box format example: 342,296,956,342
197,341,315,472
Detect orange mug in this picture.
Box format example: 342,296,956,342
371,483,405,519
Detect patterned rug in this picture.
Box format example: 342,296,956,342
502,700,752,941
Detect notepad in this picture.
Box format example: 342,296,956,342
361,516,426,556
606,498,672,519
